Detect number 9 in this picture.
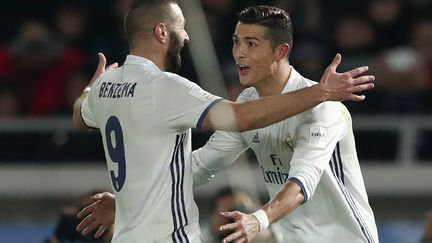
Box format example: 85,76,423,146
105,116,126,192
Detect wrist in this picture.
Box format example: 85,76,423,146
312,83,330,102
251,209,269,231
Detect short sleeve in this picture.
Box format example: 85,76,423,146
80,94,98,129
154,73,223,132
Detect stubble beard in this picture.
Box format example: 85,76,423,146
165,31,183,72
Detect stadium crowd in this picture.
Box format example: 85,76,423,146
0,0,431,117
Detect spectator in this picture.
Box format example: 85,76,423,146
368,0,412,49
0,84,22,117
0,20,84,116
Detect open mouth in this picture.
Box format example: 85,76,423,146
237,64,250,75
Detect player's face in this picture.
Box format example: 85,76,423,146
165,4,189,72
232,22,279,87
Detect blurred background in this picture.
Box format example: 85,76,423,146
0,0,431,242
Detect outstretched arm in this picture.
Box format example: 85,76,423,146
200,54,374,132
72,53,118,131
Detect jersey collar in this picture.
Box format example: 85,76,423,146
281,66,301,94
124,55,161,72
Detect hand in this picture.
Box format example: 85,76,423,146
88,53,119,87
72,53,118,131
219,211,260,243
319,53,375,101
76,192,116,238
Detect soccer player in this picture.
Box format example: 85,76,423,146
72,1,375,243
192,6,379,243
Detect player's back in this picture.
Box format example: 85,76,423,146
81,55,216,242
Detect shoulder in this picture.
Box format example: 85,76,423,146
235,87,258,102
157,71,198,89
296,76,318,90
155,72,219,101
303,101,347,124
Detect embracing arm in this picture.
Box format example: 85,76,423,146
72,53,118,131
262,180,304,224
200,54,374,132
218,180,304,243
192,131,249,186
76,192,116,238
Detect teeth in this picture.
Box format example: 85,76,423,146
238,64,248,68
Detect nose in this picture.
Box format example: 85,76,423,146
184,30,190,44
232,44,245,60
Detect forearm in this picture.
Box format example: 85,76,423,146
191,152,216,186
262,180,305,224
234,85,326,132
219,180,305,242
192,135,247,185
72,92,89,131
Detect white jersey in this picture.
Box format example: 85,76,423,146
81,55,222,243
193,68,379,243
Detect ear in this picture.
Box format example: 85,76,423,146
154,23,168,44
275,43,290,61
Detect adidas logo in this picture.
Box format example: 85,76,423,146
252,132,260,143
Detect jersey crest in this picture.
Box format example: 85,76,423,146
252,132,260,143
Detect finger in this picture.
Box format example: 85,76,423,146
349,83,375,93
328,53,342,72
220,211,240,219
94,224,108,238
346,66,369,78
76,213,94,233
351,75,375,86
89,53,107,84
96,52,107,74
107,62,119,71
90,193,105,201
235,237,247,243
346,94,366,102
223,231,242,243
82,219,103,236
220,221,240,231
77,201,100,219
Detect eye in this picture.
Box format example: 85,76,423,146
248,42,257,47
233,39,239,45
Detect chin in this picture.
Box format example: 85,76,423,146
239,77,255,87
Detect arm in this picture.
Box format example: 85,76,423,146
219,103,348,242
192,131,249,186
200,54,374,132
218,180,303,243
76,192,116,238
72,53,118,131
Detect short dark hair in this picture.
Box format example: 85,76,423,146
238,5,293,49
124,0,178,46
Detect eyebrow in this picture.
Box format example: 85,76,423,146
232,34,260,41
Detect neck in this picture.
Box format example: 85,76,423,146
255,62,292,97
130,42,166,71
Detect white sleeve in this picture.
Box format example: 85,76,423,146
80,92,99,129
154,73,223,132
288,102,347,202
192,131,249,186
